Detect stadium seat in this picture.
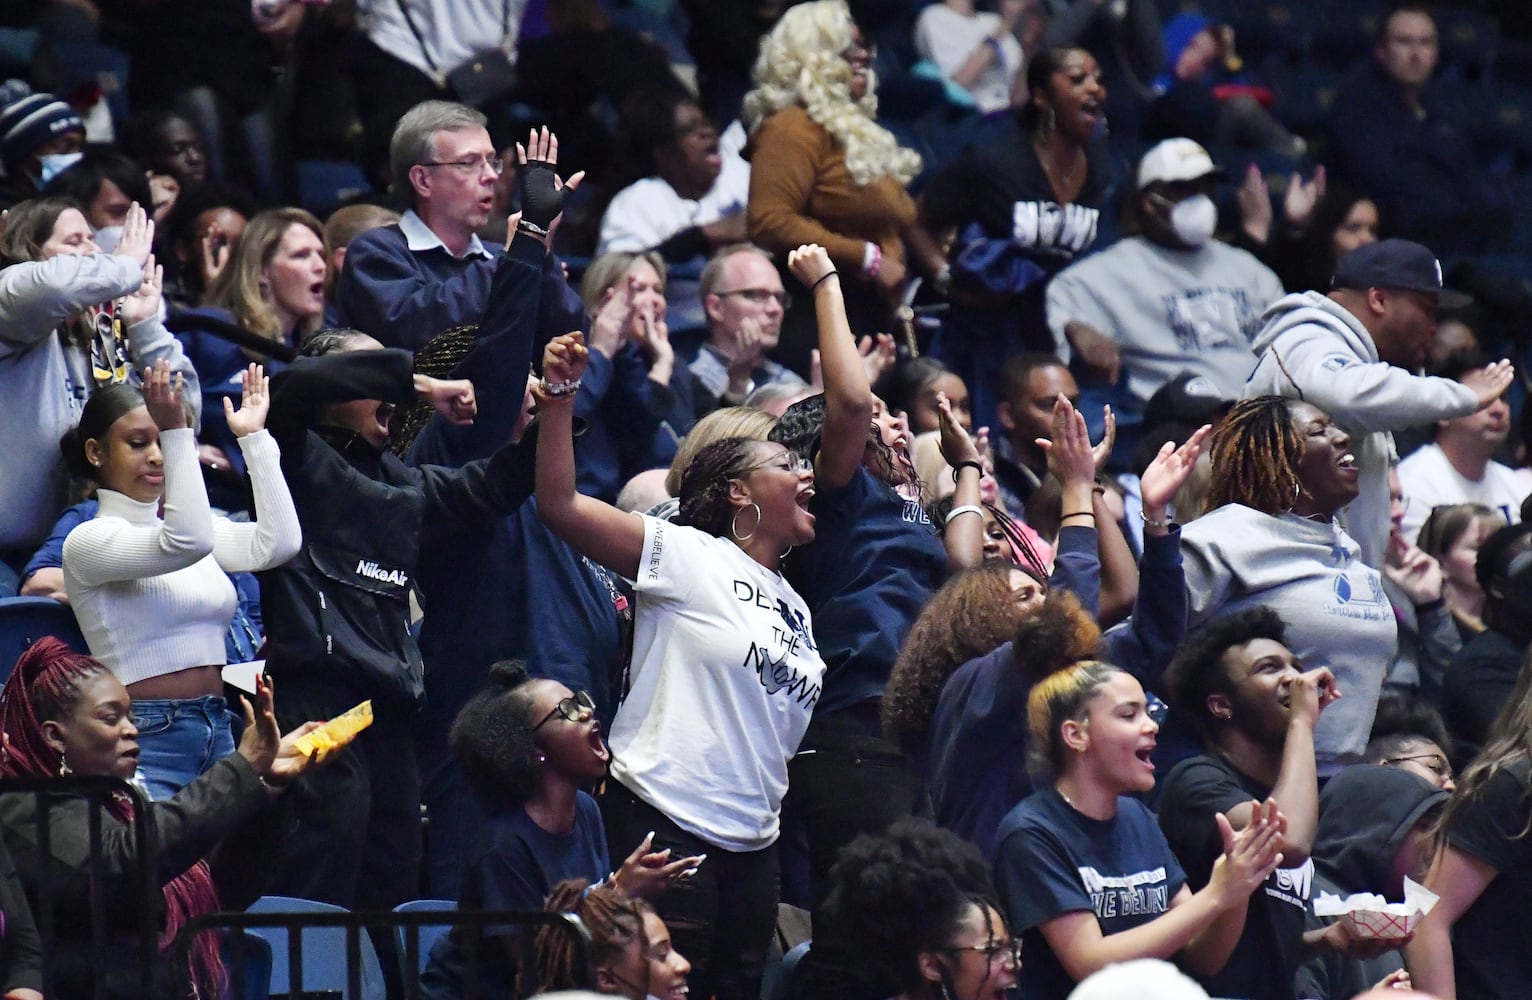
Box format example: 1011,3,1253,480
245,896,386,1000
391,899,457,980
220,928,273,1000
763,940,811,1000
0,597,87,680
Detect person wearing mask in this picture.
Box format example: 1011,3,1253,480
1045,138,1283,416
0,90,86,208
1245,238,1513,568
0,198,198,592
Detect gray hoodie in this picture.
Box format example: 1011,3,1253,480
1244,292,1478,568
1182,504,1398,771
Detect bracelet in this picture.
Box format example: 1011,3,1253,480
517,218,550,238
812,271,839,291
540,377,581,397
1059,511,1096,523
1140,510,1173,530
951,460,983,482
946,504,984,524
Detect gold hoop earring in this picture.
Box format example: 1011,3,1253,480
732,502,762,542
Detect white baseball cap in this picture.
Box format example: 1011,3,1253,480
1136,138,1221,190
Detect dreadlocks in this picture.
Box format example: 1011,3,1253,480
1206,395,1305,516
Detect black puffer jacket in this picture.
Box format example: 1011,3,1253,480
259,349,534,710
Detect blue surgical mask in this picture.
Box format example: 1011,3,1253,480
38,151,83,186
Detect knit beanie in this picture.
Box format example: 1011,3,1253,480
0,92,85,173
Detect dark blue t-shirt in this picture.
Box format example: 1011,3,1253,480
994,787,1187,1000
783,466,948,714
418,792,610,1000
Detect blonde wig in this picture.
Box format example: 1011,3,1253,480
206,207,326,345
741,0,922,187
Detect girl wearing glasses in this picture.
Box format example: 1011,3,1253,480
817,818,1020,1000
419,661,698,1000
992,596,1285,1000
534,251,828,1000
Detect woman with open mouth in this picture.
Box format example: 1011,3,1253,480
1175,395,1398,777
173,208,329,512
532,878,693,1000
991,596,1285,1000
534,251,828,999
418,661,700,1000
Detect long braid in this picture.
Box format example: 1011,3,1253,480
533,879,649,993
1206,396,1305,516
676,437,760,537
0,638,225,998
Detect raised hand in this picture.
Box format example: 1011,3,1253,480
1463,360,1514,409
1237,164,1273,244
143,359,187,431
1139,424,1211,516
857,332,897,386
223,363,271,437
589,279,633,359
542,331,590,390
1281,166,1326,230
237,675,334,787
1091,405,1116,477
610,831,707,901
936,391,981,469
1037,394,1095,487
198,228,231,287
113,201,154,266
515,126,585,233
118,253,164,328
1384,537,1445,606
787,244,836,289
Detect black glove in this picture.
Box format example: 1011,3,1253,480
519,157,567,231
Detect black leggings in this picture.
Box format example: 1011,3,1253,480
600,779,779,1000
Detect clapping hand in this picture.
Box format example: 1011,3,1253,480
112,201,154,267
936,391,981,470
1036,394,1096,488
610,831,706,901
237,675,335,788
1209,799,1286,906
223,363,271,438
857,333,897,386
1139,424,1210,523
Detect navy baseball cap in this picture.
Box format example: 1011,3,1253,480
1331,239,1472,309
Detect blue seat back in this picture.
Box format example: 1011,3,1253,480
245,896,386,1000
391,899,457,978
0,597,87,681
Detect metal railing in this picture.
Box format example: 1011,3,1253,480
0,775,158,999
170,906,594,999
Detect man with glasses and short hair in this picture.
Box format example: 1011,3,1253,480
337,100,583,349
688,244,807,417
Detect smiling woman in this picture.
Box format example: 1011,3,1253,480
1181,396,1398,774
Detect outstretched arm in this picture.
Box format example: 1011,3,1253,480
788,245,875,489
534,332,646,579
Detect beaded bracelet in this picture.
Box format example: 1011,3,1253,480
540,377,581,398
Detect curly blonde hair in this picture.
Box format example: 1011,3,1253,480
741,0,921,188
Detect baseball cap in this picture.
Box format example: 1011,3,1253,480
1136,138,1222,190
1143,372,1234,431
1331,238,1473,309
0,91,84,173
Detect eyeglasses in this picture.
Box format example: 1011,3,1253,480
716,288,792,310
420,155,504,176
741,452,814,476
943,938,1022,970
533,691,596,732
1385,752,1453,781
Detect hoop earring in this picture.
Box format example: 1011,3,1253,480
731,502,761,542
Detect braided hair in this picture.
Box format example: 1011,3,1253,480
0,638,225,997
1206,396,1305,516
675,436,765,537
533,878,651,994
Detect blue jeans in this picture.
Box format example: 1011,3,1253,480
131,696,236,801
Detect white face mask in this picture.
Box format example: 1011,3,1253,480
37,151,83,186
1164,192,1217,248
93,225,124,254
